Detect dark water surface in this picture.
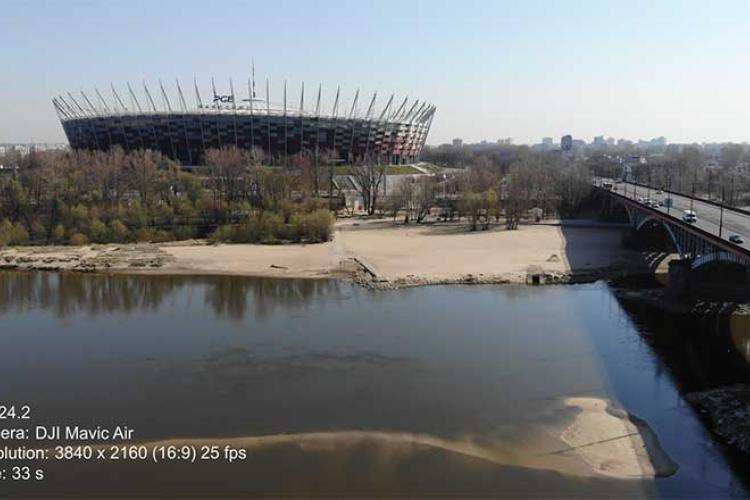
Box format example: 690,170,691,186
0,272,747,497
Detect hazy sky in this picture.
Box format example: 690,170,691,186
2,0,750,145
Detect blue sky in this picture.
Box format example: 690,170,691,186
2,0,750,145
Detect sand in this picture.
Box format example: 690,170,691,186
0,219,640,286
40,397,673,481
334,219,634,285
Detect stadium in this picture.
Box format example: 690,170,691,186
53,75,436,166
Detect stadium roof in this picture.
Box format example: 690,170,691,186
53,77,436,125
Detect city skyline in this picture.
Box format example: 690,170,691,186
2,0,750,146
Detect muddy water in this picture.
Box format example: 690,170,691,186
0,272,746,497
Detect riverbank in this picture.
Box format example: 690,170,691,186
0,219,646,287
614,287,750,462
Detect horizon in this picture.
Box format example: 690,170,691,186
2,0,750,146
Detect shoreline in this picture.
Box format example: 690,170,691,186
0,220,651,289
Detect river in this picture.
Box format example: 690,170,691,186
0,272,747,497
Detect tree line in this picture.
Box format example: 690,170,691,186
0,147,335,247
385,150,593,230
0,145,596,248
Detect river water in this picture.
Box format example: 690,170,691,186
0,272,747,497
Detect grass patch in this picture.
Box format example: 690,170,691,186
334,165,423,176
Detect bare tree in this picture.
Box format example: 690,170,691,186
351,156,387,215
415,176,437,223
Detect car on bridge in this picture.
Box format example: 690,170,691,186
730,234,745,244
682,210,697,223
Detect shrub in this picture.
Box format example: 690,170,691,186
9,223,29,245
89,218,110,243
306,209,335,242
69,233,89,246
0,219,12,248
260,212,284,242
279,199,295,224
209,225,233,244
290,212,306,242
233,212,284,243
173,225,196,241
109,220,129,243
134,228,172,243
302,197,327,213
30,220,46,241
51,224,66,244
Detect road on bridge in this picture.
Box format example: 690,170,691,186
602,179,750,252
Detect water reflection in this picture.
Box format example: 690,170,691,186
0,272,747,497
0,271,343,320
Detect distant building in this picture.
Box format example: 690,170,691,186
593,136,607,148
704,159,720,171
561,134,573,151
532,137,555,152
452,138,463,147
572,139,586,150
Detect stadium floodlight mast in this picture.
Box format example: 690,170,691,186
265,77,271,154
159,80,172,112
94,87,111,113
127,83,143,113
176,79,188,112
80,90,97,115
142,81,157,113
111,85,127,113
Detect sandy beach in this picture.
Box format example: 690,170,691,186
0,219,642,286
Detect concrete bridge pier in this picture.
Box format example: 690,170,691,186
667,259,750,301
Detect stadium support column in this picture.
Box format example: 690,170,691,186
109,86,130,152
159,80,178,161
127,83,147,150
314,84,322,195
82,90,115,151
299,82,305,165
142,81,160,152
283,80,288,168
69,92,101,150
247,79,255,150
331,86,340,161
363,92,378,163
266,78,271,161
348,89,359,164
211,78,222,149
229,78,239,148
194,78,208,163
421,106,435,163
176,79,193,165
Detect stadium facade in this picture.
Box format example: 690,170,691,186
53,75,436,166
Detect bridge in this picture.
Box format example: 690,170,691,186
594,179,750,273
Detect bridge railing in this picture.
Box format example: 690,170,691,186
600,178,750,218
595,185,750,262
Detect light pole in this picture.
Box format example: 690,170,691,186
666,171,672,215
690,181,695,213
719,187,725,238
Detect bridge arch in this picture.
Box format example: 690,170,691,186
635,215,685,258
691,251,750,271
